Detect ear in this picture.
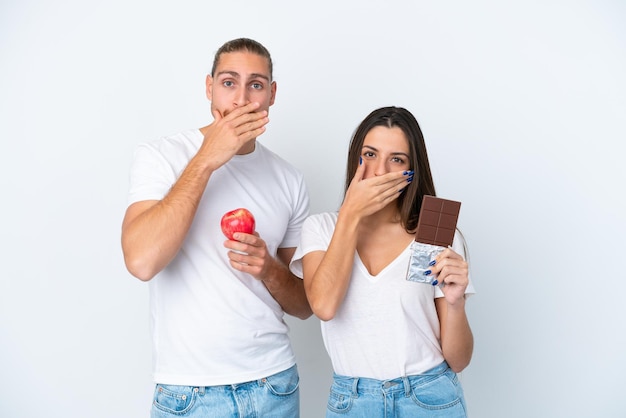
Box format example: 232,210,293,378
269,81,277,106
205,74,213,101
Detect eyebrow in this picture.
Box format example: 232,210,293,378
216,70,270,82
362,145,410,159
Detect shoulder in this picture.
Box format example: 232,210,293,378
303,212,338,230
291,212,339,271
255,142,303,176
141,129,201,150
135,130,202,159
132,130,202,170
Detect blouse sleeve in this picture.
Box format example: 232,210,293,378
288,212,337,278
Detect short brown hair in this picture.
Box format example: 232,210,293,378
211,38,273,80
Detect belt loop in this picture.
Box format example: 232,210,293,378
196,386,205,395
402,377,411,397
351,377,359,397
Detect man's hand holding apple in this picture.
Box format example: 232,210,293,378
221,208,276,281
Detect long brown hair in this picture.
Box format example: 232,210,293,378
344,106,436,232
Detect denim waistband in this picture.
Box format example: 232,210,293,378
187,364,298,395
194,379,263,395
331,361,451,396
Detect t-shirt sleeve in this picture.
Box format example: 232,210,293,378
279,174,310,249
289,213,335,279
127,143,176,205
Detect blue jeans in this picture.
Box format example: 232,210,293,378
326,362,467,417
150,365,300,417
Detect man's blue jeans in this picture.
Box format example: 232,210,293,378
150,364,299,417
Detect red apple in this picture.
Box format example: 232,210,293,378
220,208,256,240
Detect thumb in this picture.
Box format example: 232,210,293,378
211,107,223,123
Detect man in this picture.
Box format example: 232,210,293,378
122,38,311,417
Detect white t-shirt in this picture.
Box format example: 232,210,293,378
290,212,475,380
128,129,309,386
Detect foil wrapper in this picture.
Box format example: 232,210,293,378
406,241,445,285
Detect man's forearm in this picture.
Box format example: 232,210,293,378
262,261,313,320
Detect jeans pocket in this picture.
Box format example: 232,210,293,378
410,373,464,412
326,385,353,414
152,384,197,415
263,366,300,397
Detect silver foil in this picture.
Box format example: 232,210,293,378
406,241,444,285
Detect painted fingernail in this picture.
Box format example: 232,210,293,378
423,270,431,275
359,157,363,165
403,170,414,176
428,260,436,266
431,279,439,286
407,176,414,183
399,187,405,193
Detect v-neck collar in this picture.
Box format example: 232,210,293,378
355,241,413,282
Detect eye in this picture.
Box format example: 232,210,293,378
362,151,375,158
391,156,406,164
222,80,234,87
250,82,263,90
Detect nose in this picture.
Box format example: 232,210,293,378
233,86,250,107
373,159,388,176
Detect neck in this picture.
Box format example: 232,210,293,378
237,139,257,155
361,203,402,229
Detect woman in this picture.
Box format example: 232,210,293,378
290,106,474,417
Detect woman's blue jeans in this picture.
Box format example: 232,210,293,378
326,362,467,417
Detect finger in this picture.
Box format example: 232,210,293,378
232,232,261,245
386,170,414,187
224,102,262,121
380,174,411,198
366,171,411,192
230,259,264,278
211,107,223,122
235,116,269,137
435,264,469,286
229,235,266,259
378,184,404,203
432,257,467,275
352,157,366,183
437,264,468,280
433,257,466,279
435,248,463,265
231,125,266,143
443,248,462,260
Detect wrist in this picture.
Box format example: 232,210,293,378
260,257,286,286
336,207,361,230
447,296,467,311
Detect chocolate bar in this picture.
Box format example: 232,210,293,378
414,195,461,247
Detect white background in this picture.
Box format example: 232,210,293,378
1,1,625,417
